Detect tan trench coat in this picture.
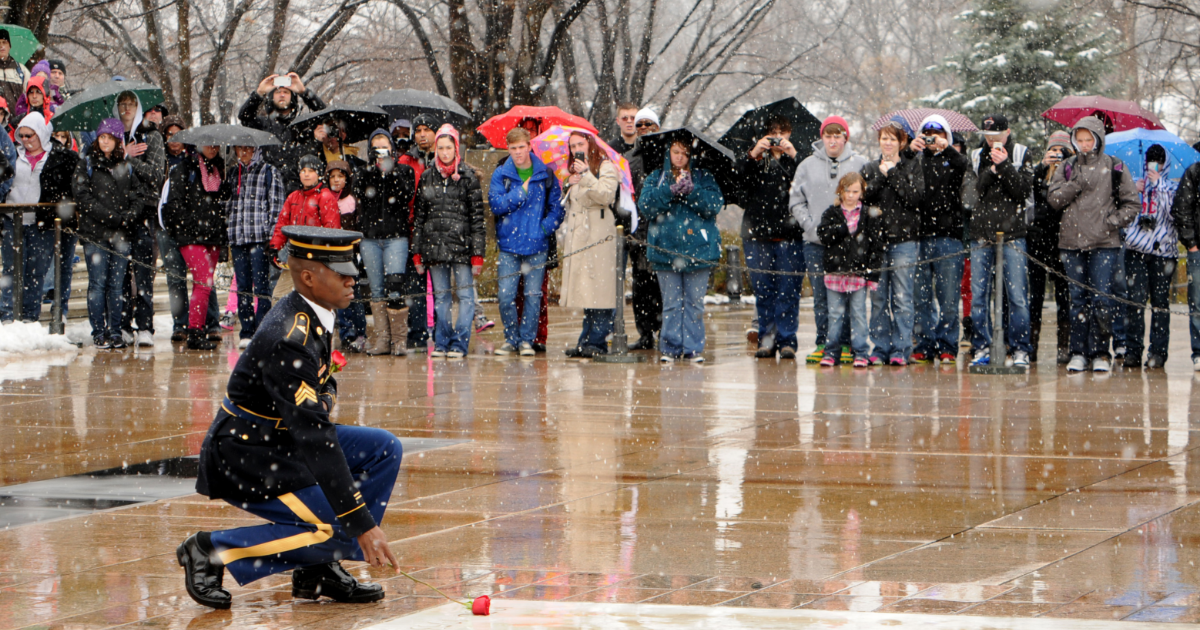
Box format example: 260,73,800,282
559,160,620,309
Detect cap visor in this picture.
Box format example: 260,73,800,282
325,261,360,277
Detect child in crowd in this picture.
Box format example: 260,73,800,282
817,172,883,368
269,154,341,299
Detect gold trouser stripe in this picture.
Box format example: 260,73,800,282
217,493,334,565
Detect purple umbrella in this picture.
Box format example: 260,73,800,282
871,108,979,134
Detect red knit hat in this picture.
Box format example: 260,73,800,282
820,115,849,138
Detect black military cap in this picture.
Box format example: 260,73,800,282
282,225,362,277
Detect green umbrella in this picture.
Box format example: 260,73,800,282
0,25,40,64
52,80,164,132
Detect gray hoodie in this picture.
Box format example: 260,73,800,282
789,139,868,244
1048,116,1139,251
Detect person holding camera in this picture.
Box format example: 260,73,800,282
738,115,801,359
238,73,327,194
559,131,620,358
1028,131,1074,364
1121,144,1178,369
964,114,1034,368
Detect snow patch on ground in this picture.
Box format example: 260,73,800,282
703,295,757,305
0,321,79,355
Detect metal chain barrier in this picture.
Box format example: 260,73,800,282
1015,246,1185,317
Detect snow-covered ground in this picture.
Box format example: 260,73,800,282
0,321,79,356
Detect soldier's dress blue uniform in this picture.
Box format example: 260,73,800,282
193,229,403,587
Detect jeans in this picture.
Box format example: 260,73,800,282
1111,251,1128,350
0,216,55,321
230,243,273,338
338,285,367,341
1060,248,1121,360
1188,251,1200,360
869,240,919,360
404,268,429,345
1124,250,1173,359
158,229,217,332
83,240,130,339
42,232,76,318
577,308,613,352
360,237,408,301
121,222,157,333
657,268,710,356
497,250,546,346
429,263,474,353
804,242,849,349
1028,235,1071,361
913,236,964,356
827,287,870,360
970,238,1031,354
744,239,803,350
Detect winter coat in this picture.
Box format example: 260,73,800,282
0,57,27,118
269,183,341,251
9,114,75,231
411,163,486,266
111,93,166,224
0,124,15,202
970,136,1033,241
639,156,725,273
817,203,884,282
560,160,621,309
1125,165,1178,257
1048,116,1140,251
225,154,284,246
736,152,801,242
789,140,869,245
355,159,416,241
489,154,564,256
72,151,144,243
162,154,231,247
861,149,924,245
918,145,971,239
1029,162,1065,261
1172,162,1200,251
14,76,54,121
237,88,327,194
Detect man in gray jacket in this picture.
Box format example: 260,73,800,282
1049,115,1140,373
789,116,868,362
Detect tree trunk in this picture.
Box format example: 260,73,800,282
388,0,451,97
198,0,256,124
177,0,193,123
261,0,291,77
139,0,177,113
629,0,658,104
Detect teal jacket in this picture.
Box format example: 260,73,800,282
639,155,724,273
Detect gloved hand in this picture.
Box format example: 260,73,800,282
670,172,694,197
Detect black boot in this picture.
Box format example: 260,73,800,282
187,328,218,350
630,334,655,351
176,533,231,609
292,561,385,603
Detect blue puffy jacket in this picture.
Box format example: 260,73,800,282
639,154,724,273
489,154,565,256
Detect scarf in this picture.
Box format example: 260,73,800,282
198,156,221,192
435,124,461,181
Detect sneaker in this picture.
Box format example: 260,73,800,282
1114,346,1126,358
494,342,516,356
868,355,884,366
532,343,547,353
841,346,853,362
171,329,187,342
938,352,956,364
1011,350,1029,367
220,311,236,330
237,338,251,350
819,354,837,367
1145,354,1166,370
120,329,135,345
1123,353,1142,369
109,335,128,349
446,349,465,359
970,349,990,367
136,330,154,347
1093,357,1111,372
1067,355,1088,372
431,348,447,358
746,322,759,345
659,354,675,363
1057,348,1071,365
1194,357,1200,372
346,337,367,354
853,358,868,368
779,347,796,360
519,342,535,357
93,335,111,349
805,345,825,364
754,346,776,359
889,357,907,367
685,353,705,363
474,314,495,333
1004,354,1015,367
910,352,932,364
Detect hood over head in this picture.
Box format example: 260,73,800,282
111,90,143,142
16,112,51,153
434,124,461,176
1071,116,1106,154
918,114,952,138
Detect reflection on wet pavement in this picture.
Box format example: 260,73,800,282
3,305,1200,628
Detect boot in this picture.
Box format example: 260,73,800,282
187,328,218,350
366,301,391,355
292,561,384,603
388,307,409,356
176,533,231,609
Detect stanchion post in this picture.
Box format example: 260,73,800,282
725,245,743,303
50,218,63,335
594,227,644,363
11,209,23,319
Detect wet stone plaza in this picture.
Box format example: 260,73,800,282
6,304,1200,628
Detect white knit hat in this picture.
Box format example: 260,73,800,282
634,108,660,127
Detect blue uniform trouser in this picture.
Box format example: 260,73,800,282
210,425,404,586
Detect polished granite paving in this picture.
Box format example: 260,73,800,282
4,304,1200,628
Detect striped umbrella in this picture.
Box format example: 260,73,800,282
871,108,979,134
531,125,637,232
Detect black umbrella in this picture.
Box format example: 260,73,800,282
169,125,280,148
290,104,390,144
638,127,738,199
365,89,471,129
719,97,822,162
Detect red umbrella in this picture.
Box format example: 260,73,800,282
1041,96,1164,133
871,108,979,134
477,105,599,149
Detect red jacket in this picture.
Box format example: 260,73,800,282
397,153,424,220
270,183,341,250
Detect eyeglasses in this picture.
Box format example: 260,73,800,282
17,133,35,139
619,116,636,122
636,122,657,129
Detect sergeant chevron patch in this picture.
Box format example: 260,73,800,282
294,382,319,406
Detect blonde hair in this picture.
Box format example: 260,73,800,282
506,127,531,146
835,172,865,205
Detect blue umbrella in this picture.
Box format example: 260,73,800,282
1104,128,1200,180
